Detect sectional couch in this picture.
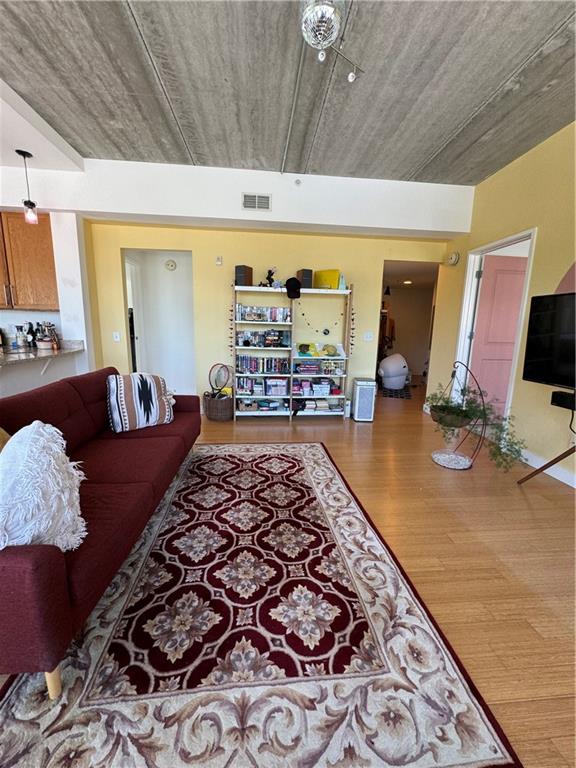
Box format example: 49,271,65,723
0,367,201,698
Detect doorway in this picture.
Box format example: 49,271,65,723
456,231,535,415
378,261,439,392
122,249,196,394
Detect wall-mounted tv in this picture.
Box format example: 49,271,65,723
522,292,575,390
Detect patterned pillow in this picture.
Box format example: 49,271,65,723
0,421,87,551
107,373,174,433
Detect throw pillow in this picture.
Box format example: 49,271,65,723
0,427,10,453
0,421,87,551
107,372,174,433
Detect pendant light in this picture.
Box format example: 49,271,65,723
15,149,38,224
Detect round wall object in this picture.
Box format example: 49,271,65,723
446,251,460,266
165,259,177,271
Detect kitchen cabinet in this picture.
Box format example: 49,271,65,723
0,226,10,309
0,212,59,311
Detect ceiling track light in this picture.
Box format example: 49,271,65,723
315,44,364,83
15,149,38,224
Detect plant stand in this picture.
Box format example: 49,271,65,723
430,361,487,470
431,447,474,470
517,445,576,485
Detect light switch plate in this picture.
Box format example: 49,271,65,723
112,331,121,342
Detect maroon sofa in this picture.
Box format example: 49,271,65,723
0,367,201,697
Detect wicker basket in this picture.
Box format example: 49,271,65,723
203,394,234,421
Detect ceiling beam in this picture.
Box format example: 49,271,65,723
124,0,197,164
281,39,306,173
303,0,356,174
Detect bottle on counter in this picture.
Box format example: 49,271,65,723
15,325,27,349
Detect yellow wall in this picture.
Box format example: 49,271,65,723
85,223,446,395
429,123,575,471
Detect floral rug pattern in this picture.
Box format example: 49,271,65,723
0,443,520,768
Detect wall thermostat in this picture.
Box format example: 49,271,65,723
165,259,177,271
446,251,460,266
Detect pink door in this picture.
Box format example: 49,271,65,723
469,255,527,415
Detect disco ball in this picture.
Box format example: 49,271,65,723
301,1,342,50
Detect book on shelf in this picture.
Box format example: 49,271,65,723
235,304,291,323
236,356,290,374
236,329,291,347
294,360,322,375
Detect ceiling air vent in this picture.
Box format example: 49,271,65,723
242,193,271,211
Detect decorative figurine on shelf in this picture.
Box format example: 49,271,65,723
259,266,277,287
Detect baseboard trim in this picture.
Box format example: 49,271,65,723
521,449,576,488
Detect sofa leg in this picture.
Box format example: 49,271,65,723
45,666,62,700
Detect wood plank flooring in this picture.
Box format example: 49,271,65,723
199,385,575,768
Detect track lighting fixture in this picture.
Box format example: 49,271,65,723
15,149,38,224
301,0,364,83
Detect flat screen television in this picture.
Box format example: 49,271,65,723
522,292,575,389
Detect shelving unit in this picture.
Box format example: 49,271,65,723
232,284,353,420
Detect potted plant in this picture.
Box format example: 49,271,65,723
426,366,526,471
427,384,484,435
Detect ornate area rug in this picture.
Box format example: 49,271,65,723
0,443,522,768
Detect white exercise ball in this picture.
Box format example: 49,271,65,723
378,353,408,389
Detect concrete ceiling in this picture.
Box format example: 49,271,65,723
0,1,573,185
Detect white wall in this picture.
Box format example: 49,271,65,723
0,160,475,240
0,309,60,341
0,80,84,171
50,212,91,373
123,249,196,394
384,286,436,377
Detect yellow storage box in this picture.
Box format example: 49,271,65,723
313,269,341,290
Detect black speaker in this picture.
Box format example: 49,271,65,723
235,265,253,286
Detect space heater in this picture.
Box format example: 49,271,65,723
352,378,377,422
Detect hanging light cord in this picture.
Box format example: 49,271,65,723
22,154,31,201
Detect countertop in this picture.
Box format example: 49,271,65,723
0,341,85,368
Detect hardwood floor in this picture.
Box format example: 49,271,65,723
199,385,575,768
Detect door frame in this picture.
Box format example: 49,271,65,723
455,228,537,416
123,254,146,373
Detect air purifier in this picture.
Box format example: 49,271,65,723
352,378,377,422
